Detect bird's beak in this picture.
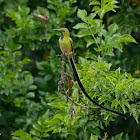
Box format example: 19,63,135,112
52,29,61,31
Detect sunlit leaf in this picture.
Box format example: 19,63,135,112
89,1,101,6
32,123,41,132
73,23,89,29
120,34,138,43
77,30,91,37
86,39,95,47
108,23,118,36
77,9,87,22
92,6,100,11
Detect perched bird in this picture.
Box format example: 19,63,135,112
53,28,74,59
53,28,127,118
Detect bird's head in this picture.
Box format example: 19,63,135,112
53,28,69,39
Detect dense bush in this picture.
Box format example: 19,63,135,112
0,0,140,140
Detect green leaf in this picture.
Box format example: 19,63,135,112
111,99,119,108
18,6,30,16
89,1,101,6
36,61,48,71
14,44,22,51
7,37,15,51
26,92,35,98
88,19,97,26
108,23,118,36
119,100,126,113
92,6,100,11
47,4,56,10
77,30,91,37
90,134,98,140
38,110,50,126
29,85,37,90
7,10,21,23
102,29,107,37
106,46,114,56
53,114,64,120
32,130,40,137
115,42,122,52
32,123,41,132
87,13,97,20
12,130,33,140
120,34,138,43
110,1,119,5
103,0,112,6
77,9,87,22
123,100,130,109
7,38,22,51
103,0,118,6
86,39,95,47
14,97,25,107
111,132,123,140
99,97,107,104
115,67,121,77
42,133,50,138
103,2,118,15
73,23,89,29
130,104,139,123
116,84,125,93
13,51,22,58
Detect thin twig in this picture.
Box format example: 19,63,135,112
33,13,48,22
63,89,98,109
39,7,48,20
103,132,108,140
88,24,100,49
58,54,66,98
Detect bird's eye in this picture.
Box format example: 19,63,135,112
63,30,65,32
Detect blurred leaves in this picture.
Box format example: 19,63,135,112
0,0,140,140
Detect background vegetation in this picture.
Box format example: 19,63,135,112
0,0,140,140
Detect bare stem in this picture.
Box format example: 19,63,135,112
88,24,100,49
63,89,98,109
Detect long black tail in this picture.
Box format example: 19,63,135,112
69,58,127,118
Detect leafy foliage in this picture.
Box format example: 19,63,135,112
0,0,140,140
74,1,137,57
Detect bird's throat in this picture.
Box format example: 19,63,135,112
60,32,64,40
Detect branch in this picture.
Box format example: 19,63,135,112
63,89,98,109
33,7,48,22
33,13,48,22
39,7,48,20
58,54,66,94
103,132,108,140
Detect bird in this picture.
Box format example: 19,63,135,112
53,28,127,118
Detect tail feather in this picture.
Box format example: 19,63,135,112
69,58,128,118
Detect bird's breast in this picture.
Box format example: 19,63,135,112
59,38,72,54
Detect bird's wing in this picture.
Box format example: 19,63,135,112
70,37,75,59
69,37,73,50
